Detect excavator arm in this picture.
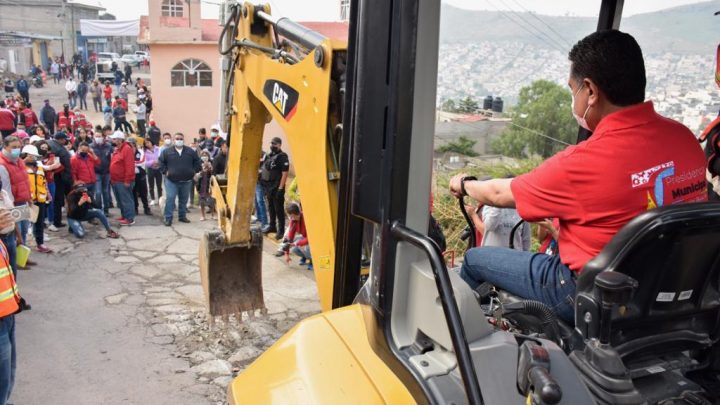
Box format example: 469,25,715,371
200,2,347,316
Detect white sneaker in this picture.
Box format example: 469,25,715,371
48,224,59,232
149,200,156,206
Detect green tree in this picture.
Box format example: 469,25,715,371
436,135,479,157
457,96,479,113
440,98,458,112
490,80,577,158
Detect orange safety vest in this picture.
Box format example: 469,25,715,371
0,242,20,318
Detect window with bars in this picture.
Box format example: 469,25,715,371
161,0,184,17
170,59,212,87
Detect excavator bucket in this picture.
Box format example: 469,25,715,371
199,228,265,317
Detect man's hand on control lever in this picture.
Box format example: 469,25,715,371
449,173,516,208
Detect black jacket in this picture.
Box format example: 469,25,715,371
147,126,161,146
40,105,56,128
48,139,72,183
159,146,201,182
212,152,227,175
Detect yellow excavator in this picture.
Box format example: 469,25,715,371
200,0,720,403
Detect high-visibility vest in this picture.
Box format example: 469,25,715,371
27,165,48,204
0,242,20,318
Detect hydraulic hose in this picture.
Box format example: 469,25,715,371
503,300,562,346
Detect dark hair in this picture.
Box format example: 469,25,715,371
102,125,112,132
174,132,184,139
79,142,90,148
568,30,646,106
198,128,206,135
286,203,300,216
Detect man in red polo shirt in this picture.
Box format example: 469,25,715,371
450,30,706,323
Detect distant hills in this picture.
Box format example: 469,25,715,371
440,1,719,54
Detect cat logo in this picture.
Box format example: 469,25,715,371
263,80,299,121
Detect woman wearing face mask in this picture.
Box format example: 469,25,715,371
35,141,61,231
73,127,91,151
143,138,162,207
22,145,52,253
0,136,33,271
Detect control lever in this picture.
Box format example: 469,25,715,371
594,272,638,344
517,340,562,405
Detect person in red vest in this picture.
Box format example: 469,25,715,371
0,101,15,139
102,81,113,104
0,136,33,273
71,107,92,133
56,104,75,134
19,102,37,129
109,131,136,225
70,142,99,196
0,206,23,403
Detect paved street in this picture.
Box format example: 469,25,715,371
10,77,320,404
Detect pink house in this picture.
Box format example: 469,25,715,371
139,0,348,150
138,0,223,137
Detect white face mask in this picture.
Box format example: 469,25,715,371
174,140,184,148
571,83,591,131
164,139,171,146
94,137,103,144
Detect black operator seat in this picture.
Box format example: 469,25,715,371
574,202,720,360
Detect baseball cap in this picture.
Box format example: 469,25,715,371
29,135,43,144
110,131,125,140
21,145,40,157
149,120,156,126
53,131,69,140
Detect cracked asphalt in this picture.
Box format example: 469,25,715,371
9,80,320,404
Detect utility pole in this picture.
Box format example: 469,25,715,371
60,0,68,59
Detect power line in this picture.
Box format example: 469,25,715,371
494,0,569,53
511,0,572,48
483,0,565,54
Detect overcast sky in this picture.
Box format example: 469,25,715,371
94,0,712,21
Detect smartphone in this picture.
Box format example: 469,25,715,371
9,205,31,223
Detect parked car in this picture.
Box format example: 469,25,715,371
134,51,150,63
97,52,121,64
120,54,140,67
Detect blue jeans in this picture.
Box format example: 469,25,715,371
111,182,135,221
47,182,56,224
0,234,15,277
68,208,112,238
17,220,30,247
164,179,192,221
254,183,268,226
0,316,15,404
291,242,311,261
460,247,576,323
95,173,111,212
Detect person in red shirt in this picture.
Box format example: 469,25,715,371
19,102,38,129
449,30,707,323
278,203,312,270
102,81,113,104
109,131,136,225
0,101,16,138
56,104,75,133
70,142,100,193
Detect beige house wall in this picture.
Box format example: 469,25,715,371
148,44,221,136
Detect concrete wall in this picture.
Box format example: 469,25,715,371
148,43,221,135
0,1,102,58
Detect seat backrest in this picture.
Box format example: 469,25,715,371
575,202,720,354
